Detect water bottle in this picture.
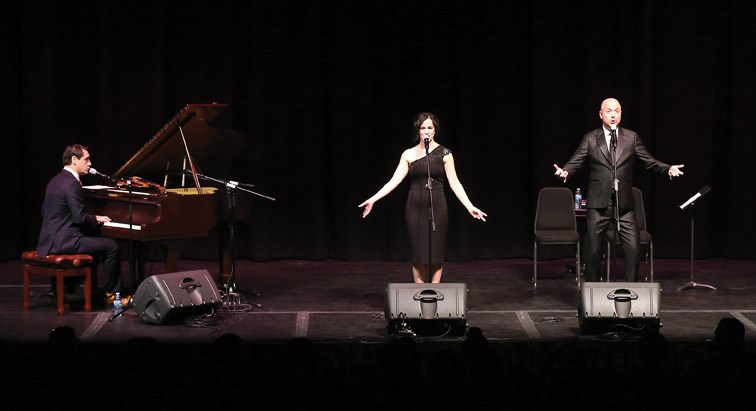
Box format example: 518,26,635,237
574,188,582,210
113,291,122,314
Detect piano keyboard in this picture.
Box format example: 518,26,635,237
103,221,142,231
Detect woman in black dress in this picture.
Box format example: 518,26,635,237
359,112,487,283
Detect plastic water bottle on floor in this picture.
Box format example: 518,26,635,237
113,291,122,315
574,188,582,210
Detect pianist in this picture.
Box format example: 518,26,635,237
36,144,125,305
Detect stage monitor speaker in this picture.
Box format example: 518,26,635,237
578,281,661,334
385,283,468,337
133,269,222,325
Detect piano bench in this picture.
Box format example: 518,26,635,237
21,251,94,316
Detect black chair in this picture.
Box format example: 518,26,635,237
606,187,654,281
533,187,581,287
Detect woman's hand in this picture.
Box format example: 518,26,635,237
469,207,487,222
358,200,374,218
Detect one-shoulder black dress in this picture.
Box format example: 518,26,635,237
405,145,450,266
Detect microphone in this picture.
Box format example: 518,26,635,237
423,132,430,149
610,124,617,149
88,167,111,179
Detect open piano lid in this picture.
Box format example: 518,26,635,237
113,103,245,189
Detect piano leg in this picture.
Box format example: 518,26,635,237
135,244,146,286
125,242,180,288
164,246,181,274
122,241,147,291
159,239,196,275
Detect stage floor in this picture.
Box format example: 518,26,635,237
5,257,756,409
1,257,754,344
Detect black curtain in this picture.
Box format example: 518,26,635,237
3,0,755,262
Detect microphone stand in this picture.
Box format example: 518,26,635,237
89,170,137,319
127,180,137,291
677,186,715,291
110,179,137,322
187,171,275,307
423,137,436,281
611,129,621,237
608,129,621,279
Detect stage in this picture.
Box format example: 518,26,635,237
2,257,755,343
3,257,756,409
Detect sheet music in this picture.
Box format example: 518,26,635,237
679,193,701,210
679,185,712,210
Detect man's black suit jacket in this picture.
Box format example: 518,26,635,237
562,127,670,209
36,169,98,258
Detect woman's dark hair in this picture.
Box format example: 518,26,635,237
62,144,88,166
411,112,440,142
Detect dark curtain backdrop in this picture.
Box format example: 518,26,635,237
3,0,755,262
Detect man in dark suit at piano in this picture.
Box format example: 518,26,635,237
36,144,126,304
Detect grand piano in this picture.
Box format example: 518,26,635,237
83,103,248,283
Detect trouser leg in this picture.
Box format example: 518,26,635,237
586,208,613,282
617,210,640,282
77,236,122,293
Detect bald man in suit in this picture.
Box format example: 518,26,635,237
37,144,123,301
553,98,685,282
